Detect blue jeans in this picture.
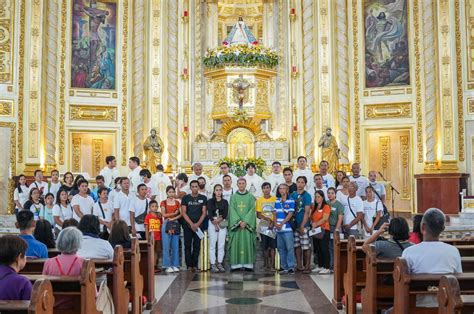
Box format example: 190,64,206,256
277,231,296,271
162,220,180,268
329,237,334,269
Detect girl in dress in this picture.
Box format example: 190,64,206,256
23,188,44,221
40,193,55,227
52,190,74,236
14,174,29,213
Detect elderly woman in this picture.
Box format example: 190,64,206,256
42,227,84,309
0,235,31,300
76,214,114,260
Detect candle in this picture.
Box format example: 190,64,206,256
292,65,297,73
184,126,189,132
183,10,188,17
291,8,296,15
183,68,188,75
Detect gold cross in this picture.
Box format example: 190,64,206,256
237,201,246,212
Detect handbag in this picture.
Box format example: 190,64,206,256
134,199,148,225
96,279,114,314
165,220,181,234
371,188,390,229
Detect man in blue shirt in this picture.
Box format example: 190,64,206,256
274,183,296,274
290,176,313,273
15,210,48,259
90,175,111,202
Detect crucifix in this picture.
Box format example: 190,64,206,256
227,74,255,109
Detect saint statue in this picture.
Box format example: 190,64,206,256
222,16,258,46
318,127,340,175
143,128,164,174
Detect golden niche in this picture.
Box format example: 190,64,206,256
227,128,255,158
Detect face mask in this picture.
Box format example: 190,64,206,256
117,185,122,191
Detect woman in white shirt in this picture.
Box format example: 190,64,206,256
76,214,114,260
14,174,29,213
23,187,44,221
336,176,350,208
362,186,383,237
53,189,74,235
335,171,346,191
93,187,114,239
71,179,94,222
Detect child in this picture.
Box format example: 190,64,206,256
39,193,55,227
144,200,163,272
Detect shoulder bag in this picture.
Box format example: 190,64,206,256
134,199,148,224
372,188,390,229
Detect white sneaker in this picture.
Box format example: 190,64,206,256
319,268,331,274
172,267,180,272
312,267,323,273
165,267,174,273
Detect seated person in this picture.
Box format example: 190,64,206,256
43,227,84,309
33,219,55,249
409,214,423,244
15,210,48,259
0,235,32,300
62,218,78,229
109,220,132,249
402,208,462,307
362,217,413,259
76,214,114,260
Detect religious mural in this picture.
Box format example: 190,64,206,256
71,0,116,90
364,0,410,88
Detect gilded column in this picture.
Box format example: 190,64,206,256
422,0,438,169
278,0,288,140
167,0,179,167
44,0,59,166
193,0,203,137
335,0,350,164
302,0,315,161
132,0,145,157
121,0,130,166
150,1,161,130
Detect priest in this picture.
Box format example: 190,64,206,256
228,177,257,271
243,162,264,198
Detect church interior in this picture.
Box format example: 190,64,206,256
1,0,474,313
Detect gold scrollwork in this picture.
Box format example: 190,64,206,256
400,135,410,200
18,0,25,163
121,0,129,166
69,105,117,121
379,136,390,175
364,103,412,120
92,139,103,176
465,0,474,85
255,79,270,118
0,100,13,116
72,138,81,172
212,80,227,118
413,0,423,163
468,98,474,114
352,0,361,162
455,0,464,161
0,0,14,84
59,0,67,164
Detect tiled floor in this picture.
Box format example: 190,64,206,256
151,271,338,313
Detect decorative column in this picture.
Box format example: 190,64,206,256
422,0,439,170
44,0,59,168
302,0,316,163
166,0,179,169
277,0,289,144
335,0,350,165
192,0,203,144
181,0,190,165
149,0,161,131
132,0,146,158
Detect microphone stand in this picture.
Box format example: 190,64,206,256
378,171,400,217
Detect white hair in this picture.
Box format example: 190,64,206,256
56,227,83,254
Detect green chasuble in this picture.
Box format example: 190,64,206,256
228,191,257,266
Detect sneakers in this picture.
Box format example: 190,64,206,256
312,266,324,273
165,267,174,273
211,264,219,273
217,263,225,272
287,269,295,275
318,268,331,275
172,267,180,272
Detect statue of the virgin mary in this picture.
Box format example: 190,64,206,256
223,17,258,46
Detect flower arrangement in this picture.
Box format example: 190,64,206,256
203,44,279,69
217,157,266,177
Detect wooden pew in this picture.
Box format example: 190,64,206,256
332,230,364,309
0,279,54,314
362,248,474,313
22,259,47,274
47,248,60,258
123,238,144,314
93,245,129,314
438,275,474,314
393,258,474,314
139,235,156,310
343,236,367,314
26,260,100,314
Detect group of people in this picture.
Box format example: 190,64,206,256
10,154,393,276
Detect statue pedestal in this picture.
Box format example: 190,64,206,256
192,141,226,165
